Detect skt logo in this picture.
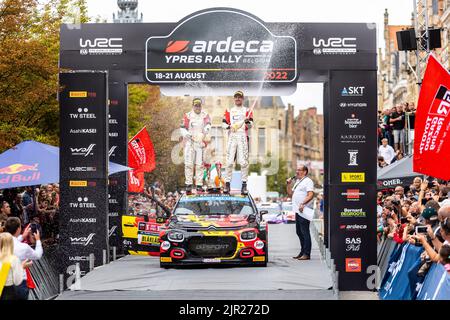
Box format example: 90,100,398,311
341,86,365,96
0,163,38,175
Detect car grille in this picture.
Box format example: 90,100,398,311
188,236,237,258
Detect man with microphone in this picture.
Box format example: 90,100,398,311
287,165,315,260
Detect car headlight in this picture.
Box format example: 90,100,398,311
168,231,184,242
240,230,257,241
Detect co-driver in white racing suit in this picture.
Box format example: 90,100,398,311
222,91,253,195
180,98,211,193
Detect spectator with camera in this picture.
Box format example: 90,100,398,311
4,217,42,300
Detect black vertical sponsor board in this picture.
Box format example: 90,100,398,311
328,70,377,290
107,80,128,252
59,71,109,283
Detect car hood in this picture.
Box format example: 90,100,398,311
172,214,250,229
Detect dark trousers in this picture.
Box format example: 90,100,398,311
295,214,311,257
15,280,29,300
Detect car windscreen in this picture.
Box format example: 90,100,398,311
174,196,255,216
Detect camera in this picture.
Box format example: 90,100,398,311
30,223,37,234
400,217,408,224
392,199,400,206
415,225,428,234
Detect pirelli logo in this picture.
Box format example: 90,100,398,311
341,172,365,183
69,91,87,98
69,180,88,187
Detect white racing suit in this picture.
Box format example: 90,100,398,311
181,110,211,187
222,106,253,183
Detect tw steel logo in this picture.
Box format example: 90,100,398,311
165,38,274,54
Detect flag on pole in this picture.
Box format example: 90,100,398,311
128,127,156,172
414,54,450,180
128,169,145,193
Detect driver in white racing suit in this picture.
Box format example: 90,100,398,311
180,98,211,193
222,91,253,194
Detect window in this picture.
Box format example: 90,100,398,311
258,128,266,156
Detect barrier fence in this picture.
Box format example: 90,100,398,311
378,241,450,300
28,245,59,300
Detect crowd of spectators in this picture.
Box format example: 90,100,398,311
0,184,59,246
377,177,450,275
0,184,51,300
378,102,416,168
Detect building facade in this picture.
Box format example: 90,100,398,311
379,2,450,111
113,0,143,23
292,107,324,185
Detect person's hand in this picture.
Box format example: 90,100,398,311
299,204,305,213
420,180,428,192
22,224,31,239
433,194,440,202
22,259,33,269
286,177,293,184
426,225,436,240
415,233,427,244
34,229,41,241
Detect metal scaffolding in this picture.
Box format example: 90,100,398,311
414,0,431,86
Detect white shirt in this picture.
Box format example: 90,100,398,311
0,257,23,286
378,144,396,164
292,176,314,217
13,236,43,280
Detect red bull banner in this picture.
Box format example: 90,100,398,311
0,163,40,187
128,127,156,172
414,54,450,180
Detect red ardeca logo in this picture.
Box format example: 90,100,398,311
165,40,190,53
345,258,362,272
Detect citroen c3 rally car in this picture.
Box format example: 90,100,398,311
159,193,268,268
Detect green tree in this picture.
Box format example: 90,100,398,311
0,0,89,152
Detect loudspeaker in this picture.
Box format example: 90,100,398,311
396,29,417,51
428,28,442,49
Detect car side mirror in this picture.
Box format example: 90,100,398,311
260,210,268,215
247,214,257,223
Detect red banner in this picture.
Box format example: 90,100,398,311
128,127,156,172
128,169,145,193
414,54,450,180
